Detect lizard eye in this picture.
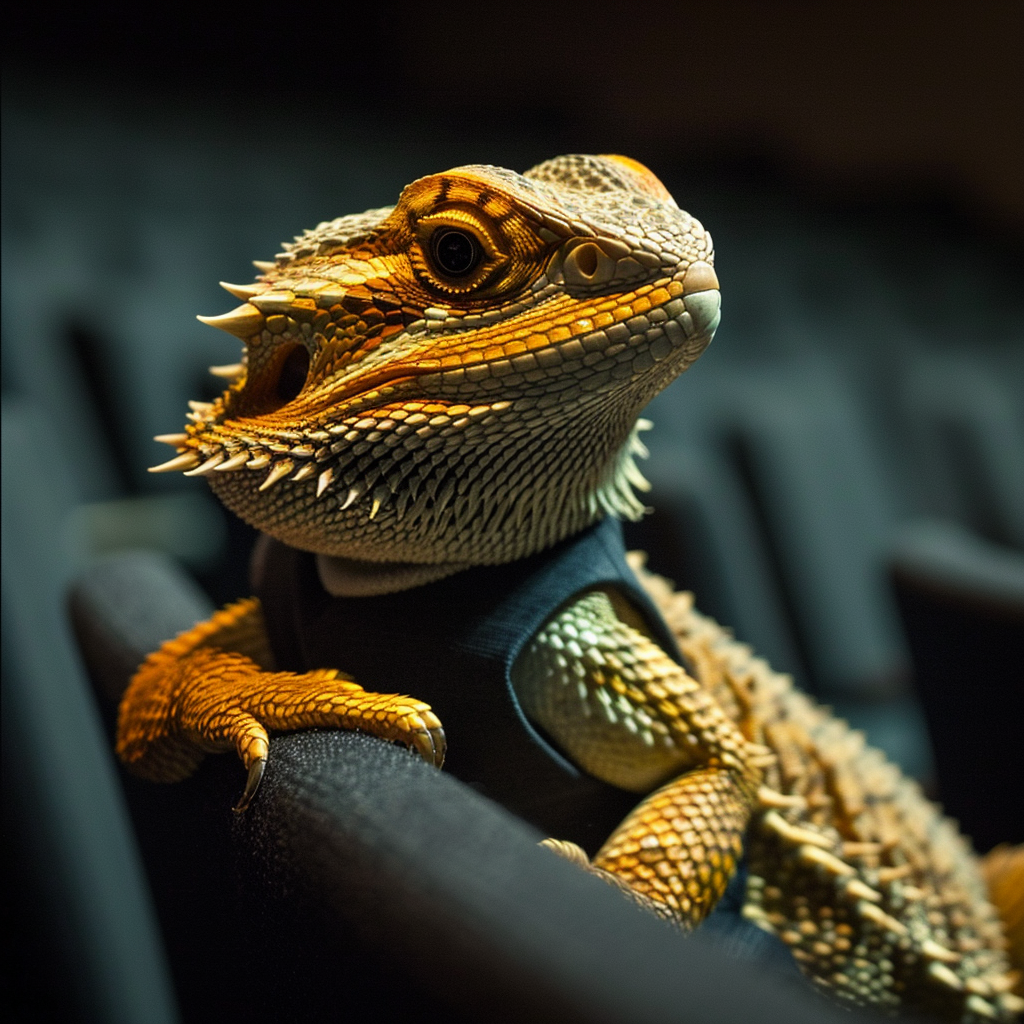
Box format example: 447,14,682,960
431,229,482,277
412,207,509,296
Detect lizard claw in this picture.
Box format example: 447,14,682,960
410,724,447,769
233,756,266,813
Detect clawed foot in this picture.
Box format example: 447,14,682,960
212,667,448,811
232,716,445,811
540,837,675,920
118,645,446,812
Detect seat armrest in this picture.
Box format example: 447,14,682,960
70,550,869,1023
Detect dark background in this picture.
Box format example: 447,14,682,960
3,3,1023,1021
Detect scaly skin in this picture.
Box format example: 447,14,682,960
119,155,1021,1020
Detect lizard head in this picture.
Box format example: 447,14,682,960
151,155,719,567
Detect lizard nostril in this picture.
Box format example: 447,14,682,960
573,243,600,278
563,242,613,287
276,344,310,404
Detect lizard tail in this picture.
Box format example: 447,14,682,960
981,843,1024,993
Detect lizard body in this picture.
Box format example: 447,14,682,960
120,155,1021,1020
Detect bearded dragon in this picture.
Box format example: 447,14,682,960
118,154,1022,1021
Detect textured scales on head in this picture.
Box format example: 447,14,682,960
151,155,721,569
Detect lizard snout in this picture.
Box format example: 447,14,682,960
679,260,721,340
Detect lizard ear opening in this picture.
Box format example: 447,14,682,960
276,344,310,405
234,341,310,417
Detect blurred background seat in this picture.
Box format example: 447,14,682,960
3,4,1022,1020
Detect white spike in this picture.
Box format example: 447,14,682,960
799,845,855,876
842,842,883,858
252,260,276,272
845,878,883,903
926,961,963,990
259,460,294,491
316,468,334,498
877,864,914,884
148,451,200,473
291,463,315,482
197,303,265,339
757,787,807,809
184,452,226,476
964,995,998,1019
153,433,189,446
216,451,251,471
761,810,834,850
921,939,960,963
188,400,214,413
246,452,271,470
369,484,391,519
624,457,652,491
220,281,261,300
249,291,296,313
856,901,907,935
209,363,244,378
339,486,361,511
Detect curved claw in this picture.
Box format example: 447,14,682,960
233,757,266,814
410,726,447,769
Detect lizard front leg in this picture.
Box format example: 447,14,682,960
513,587,772,929
117,597,444,810
545,764,759,928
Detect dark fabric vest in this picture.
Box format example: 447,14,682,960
253,516,684,854
252,516,802,978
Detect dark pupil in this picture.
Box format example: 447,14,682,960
432,229,479,276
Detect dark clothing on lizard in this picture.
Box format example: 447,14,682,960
253,515,801,980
